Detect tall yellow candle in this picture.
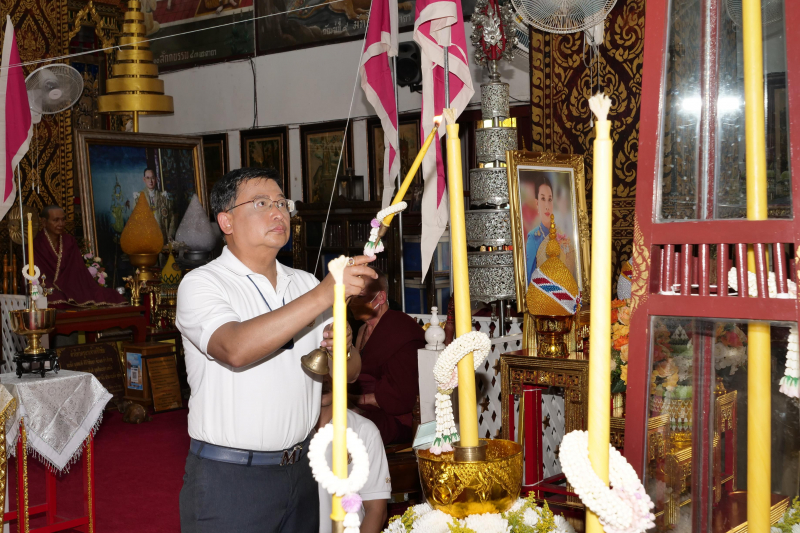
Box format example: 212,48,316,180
586,94,613,533
26,212,34,276
382,116,442,227
742,0,771,529
328,256,349,527
444,109,479,448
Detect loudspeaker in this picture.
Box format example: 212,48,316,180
396,41,422,93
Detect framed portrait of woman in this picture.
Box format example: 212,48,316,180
506,151,591,312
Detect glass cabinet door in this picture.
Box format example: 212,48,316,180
644,316,799,531
657,0,792,221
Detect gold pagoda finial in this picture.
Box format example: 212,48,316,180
97,0,173,131
545,213,560,258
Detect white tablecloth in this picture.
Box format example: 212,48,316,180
0,370,112,472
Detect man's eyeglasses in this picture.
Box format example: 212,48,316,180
227,196,291,213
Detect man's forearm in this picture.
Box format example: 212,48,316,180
360,500,387,533
207,283,330,367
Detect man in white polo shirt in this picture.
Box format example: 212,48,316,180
176,167,376,533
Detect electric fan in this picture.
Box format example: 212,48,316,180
25,64,83,124
510,0,617,34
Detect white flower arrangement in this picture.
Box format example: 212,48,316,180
383,497,575,533
559,430,655,533
780,325,799,398
363,202,408,257
309,423,370,533
430,330,491,454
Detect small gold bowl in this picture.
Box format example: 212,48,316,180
416,439,523,518
128,253,160,268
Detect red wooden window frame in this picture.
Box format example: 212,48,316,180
626,0,800,527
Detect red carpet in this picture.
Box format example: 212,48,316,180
94,409,189,533
8,408,189,533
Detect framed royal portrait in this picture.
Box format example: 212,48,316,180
506,151,590,312
202,133,228,198
254,0,478,55
240,127,289,191
74,130,207,287
301,121,352,204
368,115,422,205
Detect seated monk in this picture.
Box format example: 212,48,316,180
349,270,425,444
34,206,126,308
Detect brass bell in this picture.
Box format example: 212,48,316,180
301,348,330,375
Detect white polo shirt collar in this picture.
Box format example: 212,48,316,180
217,246,295,303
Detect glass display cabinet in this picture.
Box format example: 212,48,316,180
626,0,800,531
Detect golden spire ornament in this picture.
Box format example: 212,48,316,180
97,0,173,131
526,214,581,358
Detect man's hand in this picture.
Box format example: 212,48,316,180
320,322,352,351
343,255,377,298
318,255,377,304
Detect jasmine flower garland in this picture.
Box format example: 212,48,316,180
430,330,491,454
559,431,655,533
309,424,371,533
363,202,408,257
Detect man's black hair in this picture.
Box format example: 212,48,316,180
143,167,156,176
40,205,64,220
210,167,283,218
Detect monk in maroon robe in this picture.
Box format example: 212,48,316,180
349,271,425,444
34,206,126,309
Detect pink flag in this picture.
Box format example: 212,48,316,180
359,0,399,208
0,16,32,222
414,0,473,279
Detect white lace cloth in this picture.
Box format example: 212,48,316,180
0,370,112,472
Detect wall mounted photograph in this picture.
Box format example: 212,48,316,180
368,115,421,206
506,151,590,311
240,127,289,191
75,130,207,287
145,0,255,71
301,122,352,204
255,0,477,54
202,133,229,198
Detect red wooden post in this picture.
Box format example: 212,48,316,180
736,244,748,297
775,243,787,294
664,244,674,293
699,244,710,297
46,467,57,524
753,243,768,298
681,245,692,296
718,243,728,297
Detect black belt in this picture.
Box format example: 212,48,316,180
190,435,311,466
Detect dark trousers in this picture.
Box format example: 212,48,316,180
179,448,320,533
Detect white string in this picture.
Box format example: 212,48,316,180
312,4,373,277
0,1,346,71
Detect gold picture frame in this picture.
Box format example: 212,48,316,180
506,151,590,312
74,129,207,286
500,353,589,442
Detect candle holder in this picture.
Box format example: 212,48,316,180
533,315,574,358
9,282,59,378
416,439,522,518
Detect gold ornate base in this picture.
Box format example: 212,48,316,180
10,308,56,355
534,315,574,358
416,439,523,518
